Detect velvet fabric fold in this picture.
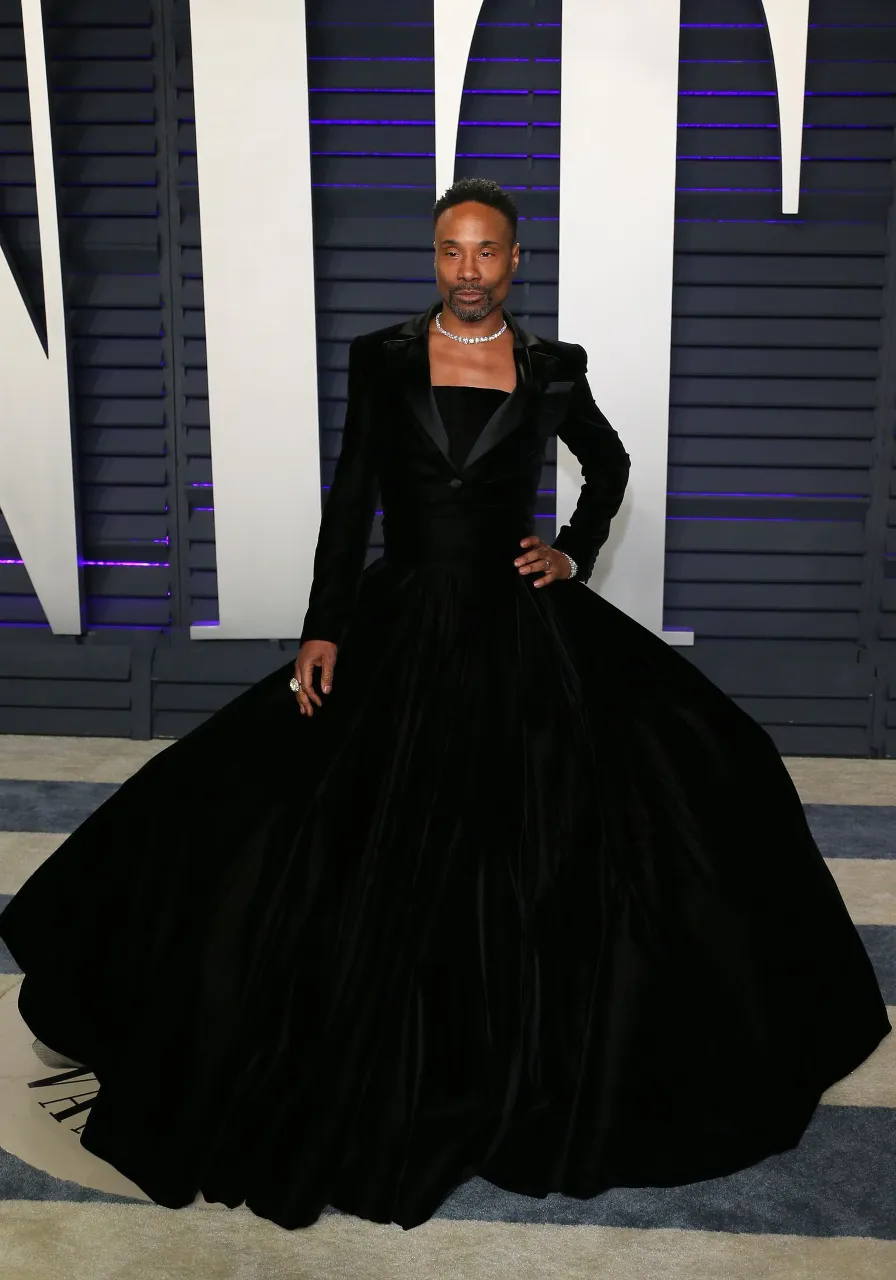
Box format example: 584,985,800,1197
1,561,889,1229
0,310,889,1231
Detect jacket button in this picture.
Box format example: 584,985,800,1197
449,478,463,489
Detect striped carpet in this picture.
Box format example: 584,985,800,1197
0,736,893,1279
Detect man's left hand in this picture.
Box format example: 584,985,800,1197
513,536,570,588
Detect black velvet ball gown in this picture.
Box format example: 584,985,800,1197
0,306,891,1234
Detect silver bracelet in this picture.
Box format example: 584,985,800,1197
556,549,578,579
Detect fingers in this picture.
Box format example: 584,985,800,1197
514,539,557,588
292,641,338,717
291,656,320,717
292,658,314,717
300,655,324,713
514,539,544,572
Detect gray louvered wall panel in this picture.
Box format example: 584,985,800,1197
668,0,896,757
0,0,895,753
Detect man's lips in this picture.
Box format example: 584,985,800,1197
454,290,486,300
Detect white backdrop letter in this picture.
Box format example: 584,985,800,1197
761,0,810,215
0,0,80,633
433,0,484,199
557,0,809,641
558,0,685,641
189,0,321,639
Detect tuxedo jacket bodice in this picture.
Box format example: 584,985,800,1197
300,301,631,646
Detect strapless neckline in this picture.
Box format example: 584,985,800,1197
431,386,511,471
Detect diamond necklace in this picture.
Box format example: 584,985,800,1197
435,310,508,345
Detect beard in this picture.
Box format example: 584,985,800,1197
446,286,498,324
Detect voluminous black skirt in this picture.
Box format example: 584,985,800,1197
0,555,890,1230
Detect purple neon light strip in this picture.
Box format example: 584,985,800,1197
666,515,861,523
311,151,567,158
185,496,861,514
311,57,870,68
305,20,880,28
307,89,890,98
309,121,884,134
1,558,170,567
306,21,881,32
310,151,879,162
310,184,854,192
669,492,867,501
309,56,532,63
0,622,179,631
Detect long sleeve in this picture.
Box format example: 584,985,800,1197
551,345,631,583
299,338,379,647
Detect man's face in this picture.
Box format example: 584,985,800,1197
433,201,519,323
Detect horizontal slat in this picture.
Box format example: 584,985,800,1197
665,519,867,553
664,609,861,640
680,27,896,61
665,552,865,584
736,698,870,729
676,127,896,162
667,466,870,495
0,643,132,680
669,408,875,439
670,349,879,378
79,426,165,456
78,487,168,515
681,95,896,128
683,0,894,20
308,24,562,61
79,458,168,485
671,318,881,348
666,583,862,611
73,398,165,428
679,637,873,695
73,338,166,368
35,0,153,23
73,370,164,398
69,310,166,338
302,0,561,19
0,678,132,710
1,186,159,217
674,191,892,223
669,378,877,408
0,28,145,64
673,257,886,288
81,514,169,543
675,160,894,191
304,59,559,93
668,438,872,467
750,725,871,758
0,708,135,736
680,61,896,94
673,223,890,255
672,287,884,319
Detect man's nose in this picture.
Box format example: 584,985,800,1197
457,259,480,279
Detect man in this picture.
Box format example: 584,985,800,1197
292,177,632,715
3,180,889,1235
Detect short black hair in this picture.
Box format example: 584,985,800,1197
432,177,519,244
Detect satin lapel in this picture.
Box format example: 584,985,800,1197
382,303,462,476
381,303,563,474
463,340,560,471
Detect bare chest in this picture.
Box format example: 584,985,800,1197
427,329,516,393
